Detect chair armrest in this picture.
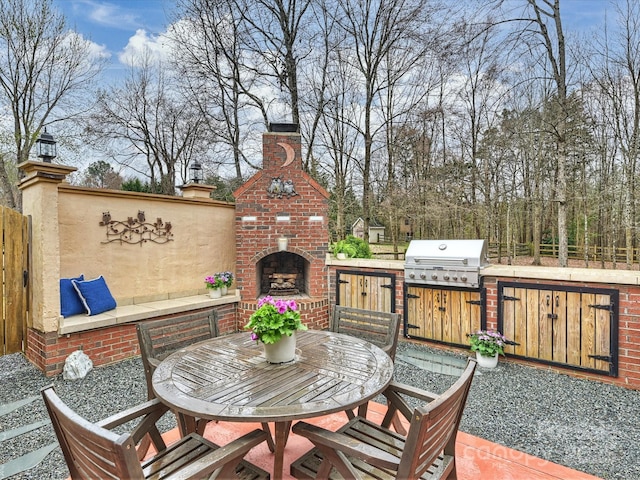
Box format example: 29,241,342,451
97,398,169,451
292,421,399,471
381,381,439,425
172,429,269,479
385,381,439,401
147,357,162,373
97,398,169,430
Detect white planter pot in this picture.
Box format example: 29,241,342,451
263,333,297,364
209,288,222,299
221,286,228,296
475,352,499,368
336,253,347,260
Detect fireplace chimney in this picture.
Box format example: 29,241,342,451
234,128,331,330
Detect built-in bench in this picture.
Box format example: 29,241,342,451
59,290,240,335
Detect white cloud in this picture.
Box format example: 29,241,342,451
118,29,171,66
74,0,141,30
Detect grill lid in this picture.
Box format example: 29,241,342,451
404,239,489,288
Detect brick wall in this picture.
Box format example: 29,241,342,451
234,128,330,328
328,264,640,390
29,306,238,376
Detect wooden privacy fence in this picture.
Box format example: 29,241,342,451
1,206,30,355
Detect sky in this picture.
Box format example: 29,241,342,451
55,0,176,79
54,0,615,81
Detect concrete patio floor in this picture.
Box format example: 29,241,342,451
159,401,602,480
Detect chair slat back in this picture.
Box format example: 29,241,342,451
398,359,477,479
42,386,144,480
332,306,400,360
137,310,218,396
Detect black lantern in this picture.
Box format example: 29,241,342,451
36,129,57,163
189,161,202,183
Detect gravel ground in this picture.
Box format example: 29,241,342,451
1,342,639,480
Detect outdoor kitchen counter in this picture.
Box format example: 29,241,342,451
484,264,640,286
326,255,640,286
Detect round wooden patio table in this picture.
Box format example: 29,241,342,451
152,329,394,480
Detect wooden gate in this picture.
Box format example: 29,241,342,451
336,270,395,312
404,285,484,347
498,282,618,376
1,206,30,355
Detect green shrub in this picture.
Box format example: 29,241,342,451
332,235,372,258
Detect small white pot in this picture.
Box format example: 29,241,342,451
475,352,499,368
209,288,222,299
221,286,228,296
263,333,297,363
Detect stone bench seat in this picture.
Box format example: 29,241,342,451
59,290,240,335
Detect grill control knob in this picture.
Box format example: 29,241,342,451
443,274,450,281
452,275,458,281
431,273,438,280
461,275,468,282
409,272,415,279
420,273,427,280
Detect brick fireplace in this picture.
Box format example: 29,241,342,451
234,125,330,330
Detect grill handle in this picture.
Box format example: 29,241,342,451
411,257,469,266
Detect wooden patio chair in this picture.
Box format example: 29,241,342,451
331,306,400,360
290,358,477,480
332,305,402,426
41,385,270,480
136,310,219,435
136,310,219,401
136,311,275,453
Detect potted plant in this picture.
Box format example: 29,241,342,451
216,271,234,295
244,296,308,363
468,329,509,368
332,239,357,259
332,235,373,259
204,275,224,298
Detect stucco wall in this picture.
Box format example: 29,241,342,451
58,186,236,304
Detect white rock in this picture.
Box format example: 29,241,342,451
63,350,93,380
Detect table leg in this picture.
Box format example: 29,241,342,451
261,422,276,452
273,420,292,480
177,412,197,436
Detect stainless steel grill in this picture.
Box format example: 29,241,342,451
404,239,489,288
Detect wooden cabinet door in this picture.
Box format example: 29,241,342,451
499,282,617,376
405,286,483,347
336,270,395,312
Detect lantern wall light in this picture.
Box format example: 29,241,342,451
36,128,57,163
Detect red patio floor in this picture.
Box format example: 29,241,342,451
159,401,602,480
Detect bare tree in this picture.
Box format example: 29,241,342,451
585,0,640,269
87,52,207,194
332,0,429,242
520,0,571,266
173,0,265,181
0,0,104,209
232,0,314,125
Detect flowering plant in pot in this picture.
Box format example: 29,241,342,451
204,275,224,290
245,296,307,344
217,271,234,288
468,330,509,366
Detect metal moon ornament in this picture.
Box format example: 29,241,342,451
277,142,295,167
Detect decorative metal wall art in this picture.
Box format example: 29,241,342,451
267,176,297,198
99,211,173,245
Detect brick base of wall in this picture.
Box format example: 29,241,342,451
238,297,330,333
26,306,239,376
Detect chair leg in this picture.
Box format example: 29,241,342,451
391,412,407,435
136,434,152,460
